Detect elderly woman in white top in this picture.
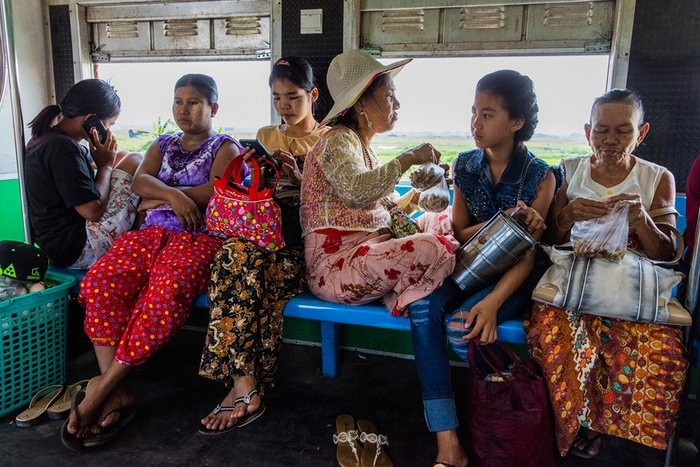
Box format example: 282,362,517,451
526,89,687,459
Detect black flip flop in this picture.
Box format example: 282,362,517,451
198,389,265,435
82,406,136,448
60,386,87,451
233,389,266,428
198,404,238,436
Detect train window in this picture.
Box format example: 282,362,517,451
96,53,607,169
379,54,609,167
97,61,270,151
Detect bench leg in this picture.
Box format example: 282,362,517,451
320,321,339,378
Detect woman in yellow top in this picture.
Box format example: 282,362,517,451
198,56,328,434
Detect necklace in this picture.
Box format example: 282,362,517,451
349,127,374,169
283,121,318,155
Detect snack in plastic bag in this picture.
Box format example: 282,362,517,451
418,176,450,212
410,162,445,191
571,201,630,261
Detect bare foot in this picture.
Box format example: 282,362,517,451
200,375,261,432
67,376,112,438
98,384,135,429
435,430,468,467
572,428,602,458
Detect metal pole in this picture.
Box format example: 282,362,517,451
1,0,31,242
0,5,5,109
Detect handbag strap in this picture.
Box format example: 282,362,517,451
467,338,521,375
216,155,280,201
516,154,534,201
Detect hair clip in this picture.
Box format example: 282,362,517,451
275,59,290,66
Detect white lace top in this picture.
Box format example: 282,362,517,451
563,155,667,210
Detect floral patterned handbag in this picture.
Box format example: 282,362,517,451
206,155,285,252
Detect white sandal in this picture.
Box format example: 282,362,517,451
333,414,361,467
358,419,393,467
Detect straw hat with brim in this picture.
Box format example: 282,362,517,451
322,49,412,125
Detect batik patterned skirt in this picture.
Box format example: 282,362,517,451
199,238,305,395
525,302,688,455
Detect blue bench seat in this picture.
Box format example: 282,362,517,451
197,290,526,377
50,193,694,379
55,267,525,378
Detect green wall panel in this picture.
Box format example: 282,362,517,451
0,178,24,241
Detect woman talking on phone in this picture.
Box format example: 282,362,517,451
198,56,328,434
24,79,142,268
64,74,240,450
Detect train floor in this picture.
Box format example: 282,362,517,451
1,328,699,467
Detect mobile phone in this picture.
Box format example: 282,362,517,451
239,139,281,169
81,115,108,145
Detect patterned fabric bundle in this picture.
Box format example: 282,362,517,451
206,155,285,252
385,200,420,238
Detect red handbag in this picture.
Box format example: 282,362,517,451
467,339,555,467
205,155,285,252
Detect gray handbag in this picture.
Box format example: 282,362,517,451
532,245,691,326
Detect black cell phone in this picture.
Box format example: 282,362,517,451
239,139,281,169
81,115,108,145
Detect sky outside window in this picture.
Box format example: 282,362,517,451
98,54,608,141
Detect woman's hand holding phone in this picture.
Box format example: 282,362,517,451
274,149,302,186
83,115,117,169
90,130,117,170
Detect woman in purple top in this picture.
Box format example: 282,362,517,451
65,74,241,450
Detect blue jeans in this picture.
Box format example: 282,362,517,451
446,284,526,361
408,280,527,432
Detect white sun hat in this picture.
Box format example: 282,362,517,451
321,49,412,125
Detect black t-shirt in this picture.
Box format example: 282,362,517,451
25,129,100,266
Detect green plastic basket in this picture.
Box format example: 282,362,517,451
0,271,74,418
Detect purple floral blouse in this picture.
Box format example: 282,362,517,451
142,132,241,232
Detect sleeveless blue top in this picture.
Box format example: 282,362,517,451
453,146,552,224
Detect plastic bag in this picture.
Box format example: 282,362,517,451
571,201,630,261
0,276,30,301
395,188,420,214
409,162,444,191
418,176,450,212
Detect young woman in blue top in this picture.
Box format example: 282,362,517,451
408,70,556,467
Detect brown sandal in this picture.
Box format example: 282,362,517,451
333,414,361,467
357,419,393,467
15,384,64,427
47,380,90,420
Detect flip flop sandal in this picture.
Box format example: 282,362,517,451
234,389,265,428
15,384,64,427
197,389,265,435
357,419,393,467
333,414,361,467
571,431,602,459
47,380,90,421
60,385,87,451
82,406,136,448
197,404,239,436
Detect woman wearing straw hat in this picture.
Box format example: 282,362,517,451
300,49,460,466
